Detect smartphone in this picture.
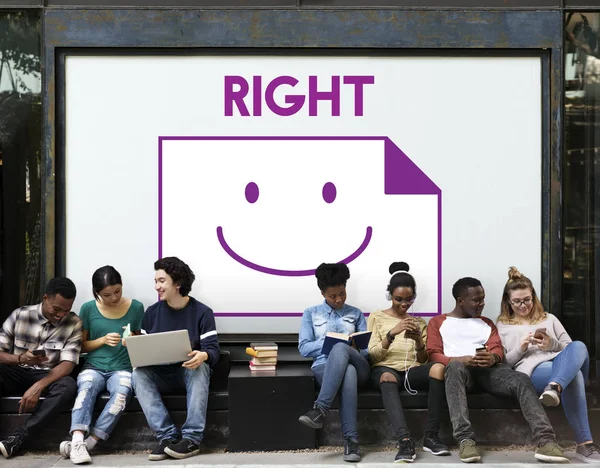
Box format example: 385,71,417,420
533,328,547,339
475,346,487,352
32,349,46,356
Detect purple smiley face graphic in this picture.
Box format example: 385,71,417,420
217,180,372,276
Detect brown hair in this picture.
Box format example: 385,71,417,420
497,266,546,325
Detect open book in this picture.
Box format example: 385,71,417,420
321,331,372,355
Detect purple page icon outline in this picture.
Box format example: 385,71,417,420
158,136,441,317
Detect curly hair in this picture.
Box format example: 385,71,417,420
154,257,196,297
497,266,546,325
315,263,350,291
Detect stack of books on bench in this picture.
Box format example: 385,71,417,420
246,342,278,372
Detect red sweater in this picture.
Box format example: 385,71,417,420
427,314,505,366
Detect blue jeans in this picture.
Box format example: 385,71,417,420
70,368,133,440
530,341,592,444
132,364,211,445
312,343,370,442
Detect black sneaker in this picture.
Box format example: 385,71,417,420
148,438,179,461
164,438,200,459
298,405,326,429
395,437,416,463
0,433,25,459
343,438,361,462
423,432,451,456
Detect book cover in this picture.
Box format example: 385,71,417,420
321,331,372,355
246,347,278,358
249,342,278,351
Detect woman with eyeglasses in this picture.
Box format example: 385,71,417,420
367,262,449,463
497,266,599,463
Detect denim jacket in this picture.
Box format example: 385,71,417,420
298,300,368,368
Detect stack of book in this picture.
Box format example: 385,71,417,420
246,342,278,371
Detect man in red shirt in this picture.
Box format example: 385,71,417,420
427,277,568,464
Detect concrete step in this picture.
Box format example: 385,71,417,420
3,408,600,451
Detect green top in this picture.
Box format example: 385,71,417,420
80,299,144,372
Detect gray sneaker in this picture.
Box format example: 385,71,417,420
575,443,600,463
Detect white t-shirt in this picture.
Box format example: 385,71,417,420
439,316,492,357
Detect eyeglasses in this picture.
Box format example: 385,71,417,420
510,298,533,307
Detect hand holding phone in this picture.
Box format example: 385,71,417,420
533,328,547,340
32,349,46,356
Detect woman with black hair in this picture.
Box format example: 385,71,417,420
59,266,144,465
368,262,449,463
298,262,370,463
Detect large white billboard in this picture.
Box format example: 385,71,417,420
65,55,541,332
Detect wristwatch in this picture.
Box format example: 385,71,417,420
386,331,395,343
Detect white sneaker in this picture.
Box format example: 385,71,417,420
539,384,561,407
59,440,71,458
69,441,91,465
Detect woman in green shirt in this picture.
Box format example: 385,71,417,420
59,266,144,465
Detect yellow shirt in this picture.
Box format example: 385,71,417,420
367,309,428,371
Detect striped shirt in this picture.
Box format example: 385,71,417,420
0,303,83,369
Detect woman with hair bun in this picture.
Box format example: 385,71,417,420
367,262,449,463
497,266,599,463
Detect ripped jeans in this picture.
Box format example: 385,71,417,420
70,367,133,440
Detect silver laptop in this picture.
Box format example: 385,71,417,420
125,330,192,367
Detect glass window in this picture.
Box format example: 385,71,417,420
0,10,42,320
564,11,600,377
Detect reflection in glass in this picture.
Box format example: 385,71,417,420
564,12,600,378
0,11,41,319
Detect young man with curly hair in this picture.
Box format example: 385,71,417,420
132,257,219,461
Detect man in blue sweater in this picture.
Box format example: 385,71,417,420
132,257,219,461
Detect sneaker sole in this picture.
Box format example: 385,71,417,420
423,446,451,456
148,453,170,461
163,447,200,459
59,441,71,458
0,442,9,459
539,392,560,407
71,455,92,465
343,454,361,463
394,455,416,463
534,453,570,463
298,415,323,429
574,453,600,464
460,455,481,463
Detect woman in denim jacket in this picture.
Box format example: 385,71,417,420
298,263,369,463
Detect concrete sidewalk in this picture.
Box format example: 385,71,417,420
1,448,588,468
